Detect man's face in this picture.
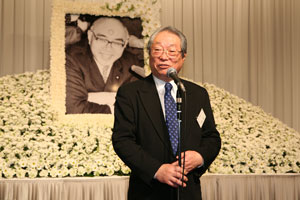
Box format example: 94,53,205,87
149,31,186,82
88,18,128,66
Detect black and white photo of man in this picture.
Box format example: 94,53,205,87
65,16,145,114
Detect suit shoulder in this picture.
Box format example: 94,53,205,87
66,39,90,58
182,79,208,94
117,77,145,93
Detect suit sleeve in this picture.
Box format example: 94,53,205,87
65,54,110,114
112,85,162,186
194,88,221,176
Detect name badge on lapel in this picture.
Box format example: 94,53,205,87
197,109,206,128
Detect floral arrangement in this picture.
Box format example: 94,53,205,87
50,0,161,121
0,70,129,178
0,70,299,178
205,83,300,174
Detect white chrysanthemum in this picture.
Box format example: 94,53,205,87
15,168,26,178
49,168,58,178
2,167,15,178
1,57,300,179
28,168,38,178
77,166,86,176
39,169,49,177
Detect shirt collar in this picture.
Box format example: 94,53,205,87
152,74,177,95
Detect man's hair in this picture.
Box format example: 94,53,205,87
147,26,187,57
90,17,129,40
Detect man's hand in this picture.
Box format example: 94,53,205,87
177,151,204,174
87,92,116,114
154,161,188,188
128,35,144,48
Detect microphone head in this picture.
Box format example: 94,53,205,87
167,67,177,77
167,67,186,92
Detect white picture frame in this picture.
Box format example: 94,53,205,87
50,0,161,124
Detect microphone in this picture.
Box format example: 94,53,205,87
167,67,186,93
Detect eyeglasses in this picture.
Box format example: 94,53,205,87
90,29,126,49
151,46,182,60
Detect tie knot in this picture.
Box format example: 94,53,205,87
165,83,173,93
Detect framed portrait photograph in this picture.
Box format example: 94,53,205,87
50,0,161,124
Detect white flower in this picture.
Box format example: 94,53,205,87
1,34,300,179
121,165,131,174
15,168,26,178
19,158,28,168
2,167,15,178
77,166,86,176
39,169,49,177
106,167,114,176
50,168,58,178
69,168,77,177
28,169,38,178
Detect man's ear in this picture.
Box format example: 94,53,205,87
182,53,187,61
87,30,92,45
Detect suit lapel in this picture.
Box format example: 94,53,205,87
138,76,171,149
180,83,188,150
87,49,106,89
179,80,194,150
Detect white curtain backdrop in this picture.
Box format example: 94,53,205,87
0,0,51,75
0,0,299,133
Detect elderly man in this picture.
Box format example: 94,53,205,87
65,17,144,114
112,26,221,199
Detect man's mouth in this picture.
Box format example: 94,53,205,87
157,64,170,68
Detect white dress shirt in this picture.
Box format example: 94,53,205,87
152,75,178,119
153,75,205,168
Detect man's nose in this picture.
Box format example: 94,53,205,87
159,50,168,60
104,41,113,48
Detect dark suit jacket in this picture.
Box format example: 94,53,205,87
112,75,221,200
65,39,143,114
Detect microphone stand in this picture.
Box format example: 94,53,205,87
176,84,185,200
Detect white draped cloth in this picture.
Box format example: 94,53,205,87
0,174,299,200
